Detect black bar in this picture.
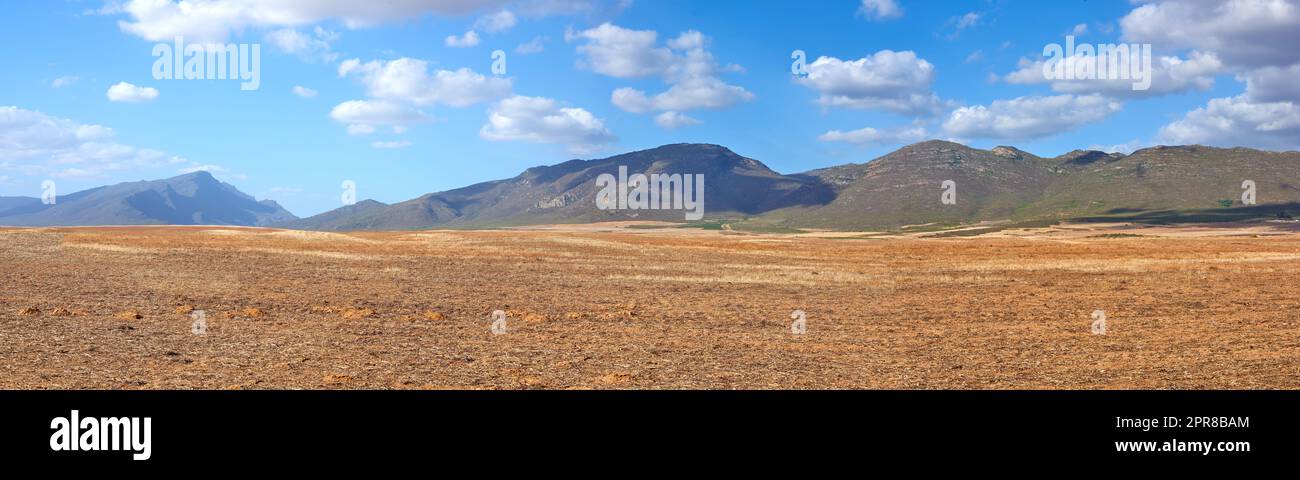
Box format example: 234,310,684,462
1,391,1290,467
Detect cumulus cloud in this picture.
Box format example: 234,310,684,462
51,76,79,88
1087,139,1146,155
347,124,376,135
942,94,1121,140
329,100,431,132
570,23,753,126
794,50,948,116
653,111,700,129
480,95,615,154
291,85,318,98
1158,95,1300,150
954,12,980,30
516,36,547,54
0,106,184,178
474,10,517,33
1004,50,1223,98
178,163,232,175
445,30,481,47
858,0,903,20
106,82,159,102
111,0,509,43
569,23,675,78
514,0,631,18
266,26,339,62
1113,0,1300,150
1120,0,1300,69
818,124,928,146
338,57,511,107
1243,63,1300,103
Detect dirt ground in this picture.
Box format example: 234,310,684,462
2,221,1298,389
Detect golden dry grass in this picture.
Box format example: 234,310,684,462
0,223,1298,389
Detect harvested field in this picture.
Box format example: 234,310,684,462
1,222,1298,389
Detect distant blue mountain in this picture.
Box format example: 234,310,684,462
0,171,297,227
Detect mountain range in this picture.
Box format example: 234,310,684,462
3,141,1297,231
0,171,294,227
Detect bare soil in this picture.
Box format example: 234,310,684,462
2,222,1298,389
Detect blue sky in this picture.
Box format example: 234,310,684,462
2,0,1297,216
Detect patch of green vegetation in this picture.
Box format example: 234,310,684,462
1217,199,1234,208
915,218,1062,238
664,219,808,234
680,220,728,230
1074,202,1300,225
920,227,1004,238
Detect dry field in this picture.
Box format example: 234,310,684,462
2,221,1298,389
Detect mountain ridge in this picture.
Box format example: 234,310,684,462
0,171,297,227
5,141,1296,230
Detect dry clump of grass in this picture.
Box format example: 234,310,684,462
322,373,354,384
18,306,40,316
598,372,633,385
241,307,263,318
174,305,195,315
49,307,74,317
341,308,375,320
422,311,447,321
115,310,143,320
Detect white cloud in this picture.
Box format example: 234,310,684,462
611,78,754,114
347,124,376,135
1087,139,1146,155
1158,95,1300,150
291,85,318,98
1120,0,1300,69
653,111,700,129
570,23,675,78
1004,51,1223,98
570,23,753,120
266,26,339,62
329,100,431,132
1114,1,1300,151
1071,23,1088,36
51,76,79,88
819,125,928,145
858,0,903,20
942,94,1121,140
112,0,509,43
0,106,184,178
178,163,229,174
516,36,547,54
954,12,980,30
106,82,159,102
445,30,481,47
338,57,511,107
480,95,615,154
371,140,413,149
1243,63,1300,103
474,10,517,33
794,50,947,116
